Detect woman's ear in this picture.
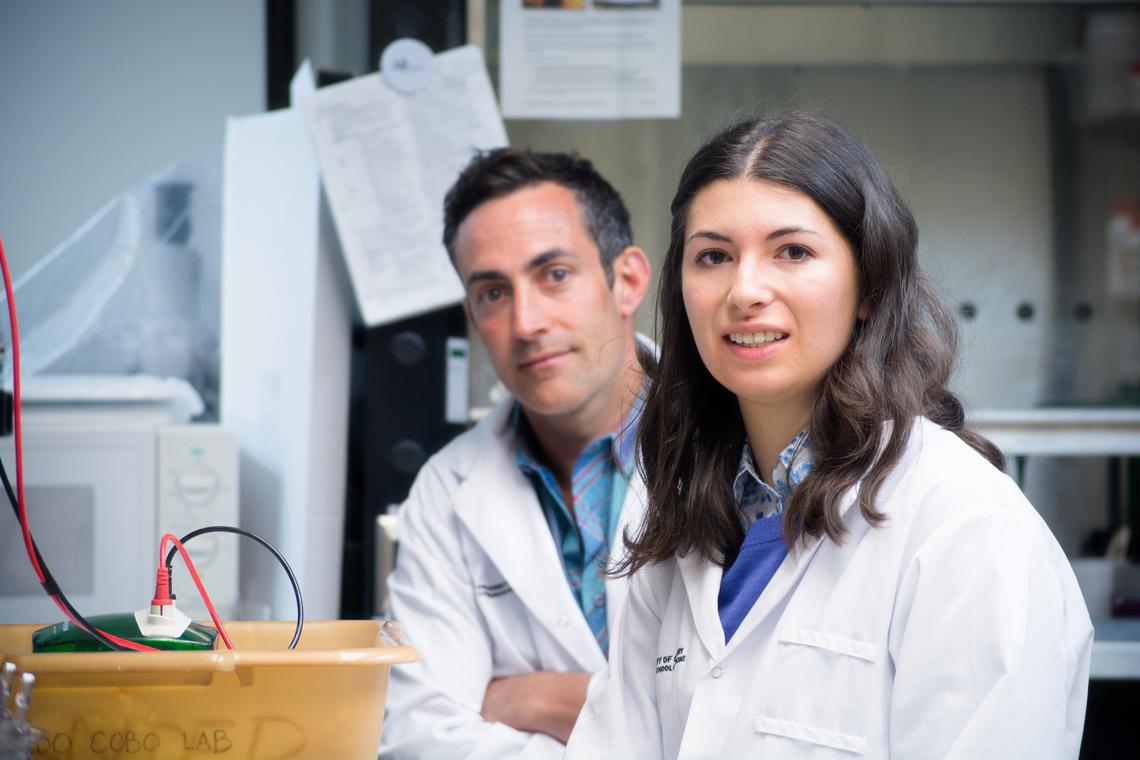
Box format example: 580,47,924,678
857,297,871,322
612,246,652,319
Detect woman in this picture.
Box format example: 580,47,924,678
565,114,1093,759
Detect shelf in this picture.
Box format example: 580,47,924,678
967,408,1140,458
1091,619,1140,680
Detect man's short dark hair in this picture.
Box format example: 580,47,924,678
442,148,633,285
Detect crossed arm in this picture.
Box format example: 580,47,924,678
382,462,596,758
481,671,593,744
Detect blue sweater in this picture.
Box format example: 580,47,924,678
717,514,789,643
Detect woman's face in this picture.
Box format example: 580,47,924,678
681,177,867,420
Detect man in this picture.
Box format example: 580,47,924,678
380,148,653,759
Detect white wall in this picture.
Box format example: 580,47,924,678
0,1,265,279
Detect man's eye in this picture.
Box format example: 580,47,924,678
480,287,503,303
695,250,728,266
548,267,569,283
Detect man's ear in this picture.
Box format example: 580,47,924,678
462,298,476,326
611,246,651,319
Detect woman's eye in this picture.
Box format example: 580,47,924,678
696,250,728,266
782,245,811,261
548,267,569,283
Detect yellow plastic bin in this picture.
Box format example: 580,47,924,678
0,619,418,759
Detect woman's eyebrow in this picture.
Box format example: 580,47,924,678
766,226,819,241
686,230,732,244
687,226,821,245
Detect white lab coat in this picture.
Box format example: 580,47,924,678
566,417,1093,760
380,395,648,760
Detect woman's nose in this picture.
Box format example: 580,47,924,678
726,255,774,314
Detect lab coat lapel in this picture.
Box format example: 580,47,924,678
604,457,648,639
609,460,647,565
453,415,605,671
722,486,861,655
721,531,826,656
677,550,727,661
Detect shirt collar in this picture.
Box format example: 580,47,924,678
512,385,646,478
732,429,815,524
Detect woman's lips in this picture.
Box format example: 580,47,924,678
722,333,788,360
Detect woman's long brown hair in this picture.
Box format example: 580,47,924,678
619,113,1003,574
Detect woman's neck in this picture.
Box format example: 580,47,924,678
737,396,812,484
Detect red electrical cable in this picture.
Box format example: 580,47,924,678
0,234,154,652
1,236,40,585
160,533,235,650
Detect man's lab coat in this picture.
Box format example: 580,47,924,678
566,417,1093,760
381,396,647,759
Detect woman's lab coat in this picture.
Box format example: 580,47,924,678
565,417,1093,760
380,396,647,760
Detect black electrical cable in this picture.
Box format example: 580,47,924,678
0,455,132,652
165,526,304,650
3,455,304,651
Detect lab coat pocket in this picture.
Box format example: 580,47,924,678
749,627,879,755
753,717,868,755
778,627,877,662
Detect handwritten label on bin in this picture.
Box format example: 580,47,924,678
32,717,307,758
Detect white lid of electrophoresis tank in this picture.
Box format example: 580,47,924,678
4,374,204,426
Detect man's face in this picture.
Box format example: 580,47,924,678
453,182,632,420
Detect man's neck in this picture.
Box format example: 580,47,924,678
522,340,645,489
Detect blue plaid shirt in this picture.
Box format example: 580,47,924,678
513,395,642,656
733,429,815,527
